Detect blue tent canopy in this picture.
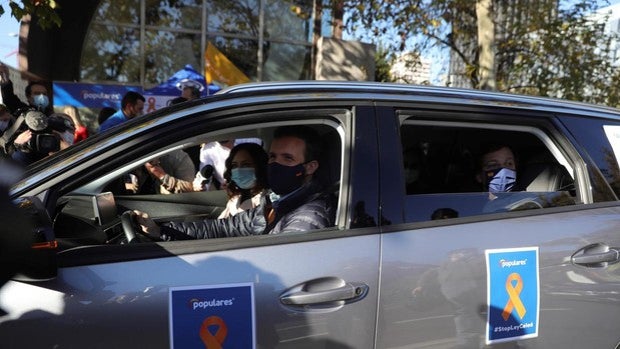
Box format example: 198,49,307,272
144,64,220,97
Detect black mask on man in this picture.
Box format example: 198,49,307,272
267,162,305,196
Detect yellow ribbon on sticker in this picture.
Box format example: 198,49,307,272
502,272,526,321
199,315,228,349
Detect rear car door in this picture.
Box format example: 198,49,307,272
0,99,382,348
375,103,620,348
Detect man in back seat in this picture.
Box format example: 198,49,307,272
476,143,518,193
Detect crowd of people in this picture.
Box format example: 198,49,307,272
0,64,205,167
0,65,339,238
0,63,88,165
0,62,270,201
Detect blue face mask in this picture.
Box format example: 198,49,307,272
231,167,256,190
267,162,305,196
33,94,49,110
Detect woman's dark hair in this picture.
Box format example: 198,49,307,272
223,142,268,197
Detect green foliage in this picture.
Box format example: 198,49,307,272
495,1,620,106
1,0,62,30
338,0,620,107
375,45,394,82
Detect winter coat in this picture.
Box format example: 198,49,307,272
159,180,335,240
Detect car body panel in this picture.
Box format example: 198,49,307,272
377,207,620,348
0,234,380,348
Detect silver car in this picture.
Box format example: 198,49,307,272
2,81,620,348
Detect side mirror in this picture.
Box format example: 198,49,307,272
9,196,58,282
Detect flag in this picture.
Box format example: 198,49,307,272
204,42,251,86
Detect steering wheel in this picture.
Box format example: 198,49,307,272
508,198,544,212
120,210,161,243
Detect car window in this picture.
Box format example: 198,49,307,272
559,115,620,200
52,113,345,249
399,119,581,222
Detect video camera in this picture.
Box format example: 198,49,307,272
18,109,74,154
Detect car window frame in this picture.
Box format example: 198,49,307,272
401,120,585,221
557,113,620,200
402,120,579,190
376,104,605,229
25,101,382,266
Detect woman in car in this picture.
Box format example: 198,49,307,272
218,141,269,219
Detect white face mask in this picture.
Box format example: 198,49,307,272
487,168,517,193
0,120,9,132
61,131,74,145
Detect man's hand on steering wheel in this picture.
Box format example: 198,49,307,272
120,210,162,243
133,210,162,239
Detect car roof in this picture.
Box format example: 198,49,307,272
217,80,620,117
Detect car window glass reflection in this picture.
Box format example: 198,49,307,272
400,122,578,222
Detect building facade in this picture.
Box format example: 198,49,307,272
447,0,558,89
20,0,334,89
595,3,620,66
389,53,431,85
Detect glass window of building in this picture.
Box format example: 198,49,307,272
81,0,325,88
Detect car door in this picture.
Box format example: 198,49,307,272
0,100,382,348
375,104,620,348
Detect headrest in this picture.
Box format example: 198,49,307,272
518,162,573,192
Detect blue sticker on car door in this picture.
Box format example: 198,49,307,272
485,247,539,344
169,282,256,349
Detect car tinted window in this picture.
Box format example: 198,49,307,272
400,121,579,222
559,115,620,200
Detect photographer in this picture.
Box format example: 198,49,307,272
0,63,53,116
10,111,75,166
0,104,15,138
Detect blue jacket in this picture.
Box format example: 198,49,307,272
98,109,128,132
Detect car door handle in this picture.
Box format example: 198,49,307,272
572,243,620,267
572,250,619,265
280,282,368,305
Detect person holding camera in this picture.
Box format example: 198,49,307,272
0,104,15,138
121,150,196,195
0,104,15,159
10,111,75,166
0,63,53,116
